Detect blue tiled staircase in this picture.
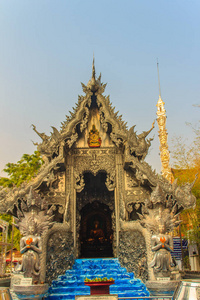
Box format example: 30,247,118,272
46,258,149,299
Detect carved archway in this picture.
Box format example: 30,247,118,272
73,148,116,194
76,172,115,258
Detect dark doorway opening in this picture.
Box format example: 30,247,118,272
77,172,114,258
80,201,113,258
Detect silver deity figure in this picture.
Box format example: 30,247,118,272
15,188,53,283
16,215,42,282
149,222,175,276
138,185,181,279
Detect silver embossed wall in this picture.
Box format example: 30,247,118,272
0,61,196,283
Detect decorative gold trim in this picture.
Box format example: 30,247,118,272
156,95,174,183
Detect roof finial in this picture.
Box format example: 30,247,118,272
92,53,96,80
157,58,161,97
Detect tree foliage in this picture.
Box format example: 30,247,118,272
171,120,200,249
0,151,43,188
0,214,21,251
0,151,43,250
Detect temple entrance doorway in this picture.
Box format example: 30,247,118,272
76,172,114,258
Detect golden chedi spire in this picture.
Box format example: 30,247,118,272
156,62,174,183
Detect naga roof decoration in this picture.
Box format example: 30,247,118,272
138,184,182,234
31,61,129,160
0,62,196,214
31,62,154,162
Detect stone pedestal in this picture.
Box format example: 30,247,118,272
146,280,179,296
13,284,49,300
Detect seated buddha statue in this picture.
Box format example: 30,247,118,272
89,220,105,242
88,125,102,148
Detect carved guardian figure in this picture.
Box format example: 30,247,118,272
149,223,175,276
15,188,53,283
16,216,42,282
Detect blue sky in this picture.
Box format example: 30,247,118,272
0,0,200,176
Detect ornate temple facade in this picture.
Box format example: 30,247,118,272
0,62,196,284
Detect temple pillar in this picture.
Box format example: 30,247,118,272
65,154,76,252
115,152,124,256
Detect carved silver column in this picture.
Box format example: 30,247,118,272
115,153,123,255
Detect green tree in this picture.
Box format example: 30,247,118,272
0,151,43,188
0,214,21,251
171,120,200,253
0,151,43,250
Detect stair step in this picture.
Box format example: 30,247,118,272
46,258,149,300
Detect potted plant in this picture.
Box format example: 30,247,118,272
84,277,115,295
